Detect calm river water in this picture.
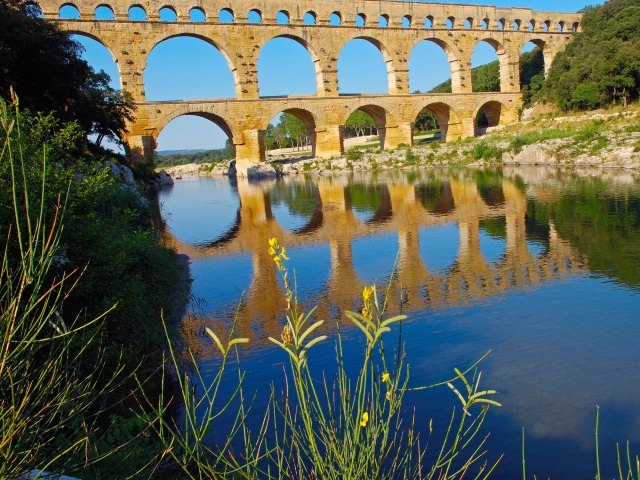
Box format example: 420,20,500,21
158,166,640,479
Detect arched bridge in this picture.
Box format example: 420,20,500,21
35,0,581,169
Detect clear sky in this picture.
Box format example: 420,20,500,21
70,0,603,152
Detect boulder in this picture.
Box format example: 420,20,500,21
281,163,298,175
235,162,278,179
503,144,558,165
157,170,174,186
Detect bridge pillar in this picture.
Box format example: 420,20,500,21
383,122,414,149
318,182,349,212
126,135,156,164
315,125,345,158
235,129,266,167
501,47,522,93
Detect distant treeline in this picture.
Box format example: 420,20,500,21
155,140,235,166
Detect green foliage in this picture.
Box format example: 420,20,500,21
346,147,364,161
266,113,311,151
473,61,501,93
507,128,574,152
414,109,439,133
541,0,640,110
471,142,504,161
0,1,135,146
346,109,377,137
405,148,420,164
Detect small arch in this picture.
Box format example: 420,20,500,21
24,1,43,17
528,20,535,32
446,16,455,29
304,11,316,25
402,15,412,28
572,22,579,32
379,14,389,28
219,8,234,23
59,3,80,19
355,13,366,27
413,104,447,142
543,20,551,32
330,11,341,26
497,18,505,30
481,18,489,30
190,7,206,22
248,9,262,23
424,15,433,29
128,5,146,21
513,19,521,31
557,21,565,32
94,5,114,20
276,10,290,24
265,109,317,159
475,100,504,133
159,6,177,22
344,105,387,149
155,112,236,161
465,17,473,29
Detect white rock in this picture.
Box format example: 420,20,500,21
503,144,557,165
235,162,278,179
157,170,174,186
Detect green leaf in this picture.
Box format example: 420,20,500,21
304,335,327,351
298,320,324,345
206,328,225,356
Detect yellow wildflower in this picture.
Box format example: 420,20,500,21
268,246,276,256
360,411,369,428
279,246,289,260
385,391,392,401
281,324,293,344
269,237,279,249
382,372,390,383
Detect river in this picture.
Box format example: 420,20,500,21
158,166,640,479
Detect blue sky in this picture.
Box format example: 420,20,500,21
71,0,602,152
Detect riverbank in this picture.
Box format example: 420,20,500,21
163,104,640,179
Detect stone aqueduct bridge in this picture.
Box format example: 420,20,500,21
37,0,581,169
163,173,586,344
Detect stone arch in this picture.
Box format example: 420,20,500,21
355,13,366,27
497,18,505,30
189,7,205,22
264,108,318,158
402,15,412,28
154,110,237,150
481,18,489,30
474,100,505,133
446,16,455,29
94,4,114,20
465,17,473,29
129,4,147,20
528,20,535,31
247,8,261,23
543,20,551,32
513,19,521,31
219,8,234,23
304,11,316,25
344,104,388,148
330,11,341,26
276,10,290,24
557,21,565,32
339,35,396,95
572,22,580,32
473,38,508,92
145,34,239,99
59,3,80,19
159,6,177,22
259,33,324,96
413,102,458,142
521,38,552,75
66,30,121,86
24,1,43,17
409,37,461,93
424,15,434,28
379,14,389,27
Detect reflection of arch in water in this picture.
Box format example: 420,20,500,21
347,184,393,224
416,182,455,215
268,181,324,235
478,183,505,207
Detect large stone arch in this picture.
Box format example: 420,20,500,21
473,37,508,92
343,103,388,148
65,29,121,87
474,99,506,131
339,35,396,95
145,33,240,99
408,36,462,93
259,33,325,96
519,37,553,76
153,109,238,150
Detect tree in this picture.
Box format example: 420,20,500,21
0,0,135,148
345,110,376,137
414,109,439,133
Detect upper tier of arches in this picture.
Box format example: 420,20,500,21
35,0,582,33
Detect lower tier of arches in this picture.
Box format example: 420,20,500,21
124,92,522,168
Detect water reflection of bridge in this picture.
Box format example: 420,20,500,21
167,173,587,345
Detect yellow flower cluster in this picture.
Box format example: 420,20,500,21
361,285,375,320
268,237,289,272
382,372,393,401
360,411,369,428
281,323,293,344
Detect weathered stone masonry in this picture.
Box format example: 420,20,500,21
34,0,581,168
